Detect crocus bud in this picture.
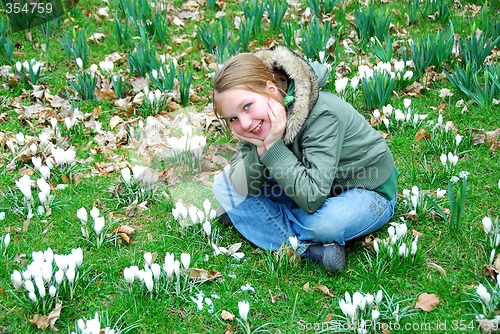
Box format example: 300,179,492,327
203,221,212,238
49,285,57,298
238,301,250,322
11,270,23,290
3,233,10,249
39,165,50,180
121,167,132,184
482,217,493,235
180,253,191,269
124,267,135,285
77,207,88,223
94,217,105,235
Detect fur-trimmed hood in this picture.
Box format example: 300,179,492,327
254,45,326,144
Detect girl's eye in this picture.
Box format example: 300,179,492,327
228,117,238,123
243,103,251,110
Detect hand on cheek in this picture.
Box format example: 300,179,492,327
264,97,286,150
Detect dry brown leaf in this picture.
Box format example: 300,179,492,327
109,116,122,129
303,282,311,291
415,128,430,141
30,302,62,330
221,310,235,321
314,284,334,297
88,32,106,44
483,264,498,281
426,262,446,275
415,293,439,312
186,268,222,281
439,88,453,99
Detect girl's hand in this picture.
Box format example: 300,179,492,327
264,97,287,150
233,132,267,157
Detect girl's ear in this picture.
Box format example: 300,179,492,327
265,80,281,99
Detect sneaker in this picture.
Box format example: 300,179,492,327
302,243,346,273
215,206,233,226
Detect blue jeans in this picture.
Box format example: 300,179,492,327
213,166,396,255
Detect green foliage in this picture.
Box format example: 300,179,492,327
265,0,287,30
354,3,392,46
426,174,468,234
300,17,337,61
178,67,193,107
410,26,454,77
360,70,398,110
68,71,97,101
446,63,500,107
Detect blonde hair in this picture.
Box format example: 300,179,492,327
213,53,289,122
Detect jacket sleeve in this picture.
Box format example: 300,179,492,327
228,141,267,197
260,110,345,213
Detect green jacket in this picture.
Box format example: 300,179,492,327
228,46,397,213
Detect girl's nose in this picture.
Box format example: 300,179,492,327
238,114,252,130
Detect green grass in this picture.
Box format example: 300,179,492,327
0,0,499,333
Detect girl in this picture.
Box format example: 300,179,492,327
212,46,397,273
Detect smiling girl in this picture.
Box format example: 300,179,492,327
212,46,398,273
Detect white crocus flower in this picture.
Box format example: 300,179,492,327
15,175,33,201
72,247,83,268
24,279,35,292
436,188,446,198
89,207,100,220
238,301,250,323
4,233,10,249
121,167,132,184
372,309,380,321
163,253,175,279
203,221,212,237
28,291,38,303
403,70,413,80
151,263,161,281
440,154,447,167
396,223,408,239
94,217,105,235
99,60,114,74
202,199,211,216
16,132,25,145
77,207,88,223
477,284,491,304
36,178,51,197
350,75,359,90
49,285,57,298
289,236,298,251
335,77,349,95
32,157,42,170
76,58,84,69
373,240,379,254
482,217,493,235
144,252,152,267
455,134,462,147
11,270,23,290
394,108,405,122
124,267,135,285
55,269,64,285
188,206,198,225
39,165,50,180
180,253,191,269
375,290,383,303
144,269,154,293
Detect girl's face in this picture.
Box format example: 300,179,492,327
217,81,281,141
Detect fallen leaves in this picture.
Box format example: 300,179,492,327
472,128,500,153
30,302,62,331
415,293,440,312
114,225,135,244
